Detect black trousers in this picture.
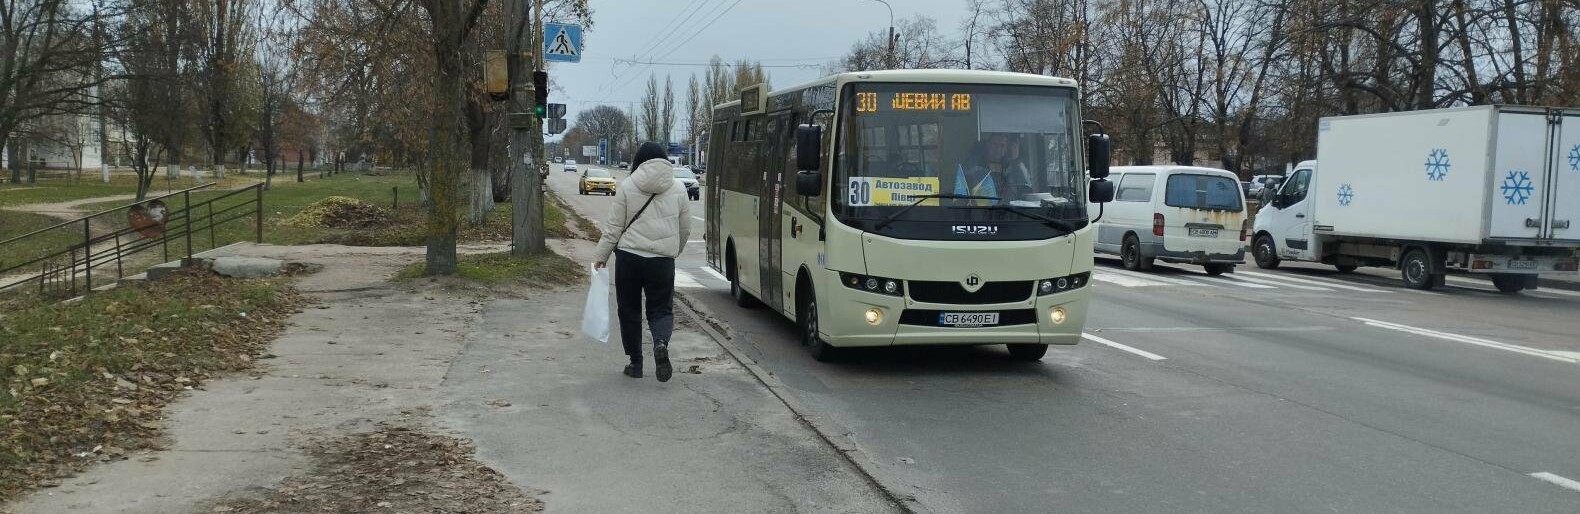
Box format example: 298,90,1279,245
614,249,675,359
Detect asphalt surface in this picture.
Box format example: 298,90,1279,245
552,164,1580,513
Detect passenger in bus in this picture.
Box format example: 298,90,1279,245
953,133,1031,204
593,141,693,383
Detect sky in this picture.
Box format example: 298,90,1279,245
547,0,970,142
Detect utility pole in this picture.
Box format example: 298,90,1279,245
509,0,547,255
869,0,894,69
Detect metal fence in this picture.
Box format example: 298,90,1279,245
0,183,264,298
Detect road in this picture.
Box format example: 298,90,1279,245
550,164,1580,513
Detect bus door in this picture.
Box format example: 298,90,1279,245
758,114,790,313
705,121,727,269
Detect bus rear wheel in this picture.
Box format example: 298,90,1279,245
727,252,757,308
1007,343,1048,361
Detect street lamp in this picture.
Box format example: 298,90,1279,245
866,0,895,69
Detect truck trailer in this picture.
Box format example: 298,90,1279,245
1251,105,1580,292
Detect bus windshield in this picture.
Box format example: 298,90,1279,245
834,83,1085,238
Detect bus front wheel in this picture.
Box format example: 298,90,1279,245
727,252,757,308
1007,343,1048,361
801,291,837,362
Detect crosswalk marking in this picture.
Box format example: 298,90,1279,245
675,270,706,289
1237,270,1389,293
1218,273,1333,291
1100,267,1216,287
1092,269,1174,288
1208,274,1278,289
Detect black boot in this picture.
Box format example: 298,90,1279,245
654,343,672,382
623,356,642,378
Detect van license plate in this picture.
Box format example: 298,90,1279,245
938,312,999,327
1188,228,1219,237
1509,260,1536,269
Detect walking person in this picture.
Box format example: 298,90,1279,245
593,142,692,382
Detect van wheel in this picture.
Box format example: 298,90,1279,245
1399,248,1436,290
1204,263,1231,276
1253,235,1281,269
1007,343,1048,361
801,291,837,361
1490,273,1527,293
1335,265,1358,273
1122,235,1153,271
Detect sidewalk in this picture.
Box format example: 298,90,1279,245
7,241,896,513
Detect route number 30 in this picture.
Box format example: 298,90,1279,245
848,179,872,206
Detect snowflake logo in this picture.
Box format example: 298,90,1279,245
1568,144,1580,172
1337,183,1355,206
1425,148,1450,181
1501,170,1535,205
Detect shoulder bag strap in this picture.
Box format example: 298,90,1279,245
615,194,657,245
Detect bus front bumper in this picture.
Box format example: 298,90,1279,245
820,290,1089,348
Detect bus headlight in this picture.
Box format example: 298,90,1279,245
840,272,904,297
864,307,883,325
1049,307,1067,325
1038,272,1090,296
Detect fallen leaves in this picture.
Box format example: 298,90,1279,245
204,424,543,513
0,270,307,502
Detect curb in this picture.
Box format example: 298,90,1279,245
674,292,931,514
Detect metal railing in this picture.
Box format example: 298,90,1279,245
0,182,265,297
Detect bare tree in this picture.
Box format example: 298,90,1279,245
0,0,120,184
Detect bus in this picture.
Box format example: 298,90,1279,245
705,69,1113,361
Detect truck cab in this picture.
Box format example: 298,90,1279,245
1252,161,1319,267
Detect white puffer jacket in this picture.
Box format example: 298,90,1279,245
594,158,692,261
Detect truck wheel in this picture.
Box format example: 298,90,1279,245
801,292,838,361
1336,265,1358,273
1253,235,1281,269
1122,235,1153,271
1400,248,1436,290
1490,273,1527,293
1204,263,1231,276
1007,343,1049,361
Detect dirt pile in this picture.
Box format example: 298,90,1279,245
283,197,392,229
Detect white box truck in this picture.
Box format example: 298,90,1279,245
1251,105,1580,292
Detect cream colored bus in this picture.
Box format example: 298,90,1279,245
705,69,1114,361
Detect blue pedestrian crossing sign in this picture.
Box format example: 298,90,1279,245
544,23,582,63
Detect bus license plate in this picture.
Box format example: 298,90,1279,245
1509,259,1536,269
938,312,999,327
1188,228,1219,238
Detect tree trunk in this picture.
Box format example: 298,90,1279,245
297,150,304,182
424,45,466,275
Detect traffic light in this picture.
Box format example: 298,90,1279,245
532,71,548,116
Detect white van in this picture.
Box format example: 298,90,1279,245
1089,166,1249,275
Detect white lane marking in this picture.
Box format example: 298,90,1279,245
692,216,705,222
700,266,728,282
675,270,706,289
1530,472,1580,493
1091,269,1175,288
1237,270,1388,292
1082,333,1167,361
1222,273,1333,291
1352,317,1578,364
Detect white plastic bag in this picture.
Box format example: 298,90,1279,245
581,264,611,343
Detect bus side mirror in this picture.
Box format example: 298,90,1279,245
1087,134,1111,179
796,171,821,197
1089,178,1115,204
796,124,822,172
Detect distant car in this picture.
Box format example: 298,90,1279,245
553,156,564,163
691,163,706,175
617,161,629,169
1247,174,1284,198
672,167,700,201
563,159,577,172
579,168,616,196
